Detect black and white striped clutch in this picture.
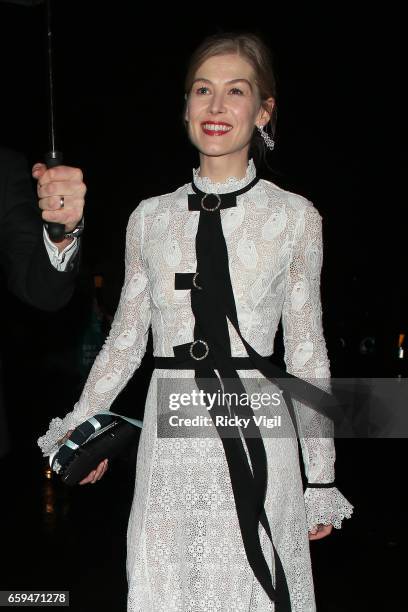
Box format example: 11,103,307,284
49,412,143,486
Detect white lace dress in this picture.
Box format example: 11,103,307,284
38,159,354,612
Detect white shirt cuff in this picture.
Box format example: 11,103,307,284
43,226,79,272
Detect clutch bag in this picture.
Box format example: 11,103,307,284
49,411,142,486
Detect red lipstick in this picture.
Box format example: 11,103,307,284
201,121,233,136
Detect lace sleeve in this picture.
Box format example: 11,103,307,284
282,202,354,529
37,204,152,457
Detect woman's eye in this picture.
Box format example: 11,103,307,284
196,86,209,95
229,87,244,95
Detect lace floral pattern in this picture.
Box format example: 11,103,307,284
38,161,353,611
193,158,257,193
304,487,354,530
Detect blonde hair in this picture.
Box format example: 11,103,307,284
184,32,278,162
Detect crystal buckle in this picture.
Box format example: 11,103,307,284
189,339,209,360
192,272,202,290
201,193,221,211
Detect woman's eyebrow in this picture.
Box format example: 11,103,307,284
192,78,212,86
192,77,253,91
226,78,253,91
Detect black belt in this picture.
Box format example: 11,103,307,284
154,354,259,370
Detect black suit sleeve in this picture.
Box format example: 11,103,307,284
0,148,80,311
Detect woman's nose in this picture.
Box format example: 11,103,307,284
208,92,226,114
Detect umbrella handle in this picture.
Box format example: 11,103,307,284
44,150,65,242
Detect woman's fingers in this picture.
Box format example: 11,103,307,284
58,429,74,447
79,459,108,485
99,460,109,480
79,471,96,485
92,459,108,482
308,524,333,540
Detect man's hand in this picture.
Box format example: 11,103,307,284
308,524,333,540
32,163,86,239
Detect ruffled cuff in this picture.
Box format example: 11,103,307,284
37,411,83,457
37,390,96,457
304,486,354,530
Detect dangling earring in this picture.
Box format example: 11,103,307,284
257,124,275,151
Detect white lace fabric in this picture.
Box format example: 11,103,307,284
193,158,257,193
38,159,353,611
304,486,354,530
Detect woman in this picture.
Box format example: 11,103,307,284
38,33,353,611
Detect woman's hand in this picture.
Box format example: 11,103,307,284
56,429,109,485
79,459,109,485
57,430,74,446
308,524,333,540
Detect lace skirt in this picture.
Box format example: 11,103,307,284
125,369,316,612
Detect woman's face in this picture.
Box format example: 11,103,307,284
185,53,273,159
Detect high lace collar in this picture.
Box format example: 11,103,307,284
192,158,256,194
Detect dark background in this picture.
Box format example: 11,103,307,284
0,2,406,611
1,2,405,379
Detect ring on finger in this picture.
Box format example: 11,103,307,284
59,196,65,209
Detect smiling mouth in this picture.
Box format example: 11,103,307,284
201,122,233,136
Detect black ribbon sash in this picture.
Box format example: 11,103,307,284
167,175,333,609
172,175,292,609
